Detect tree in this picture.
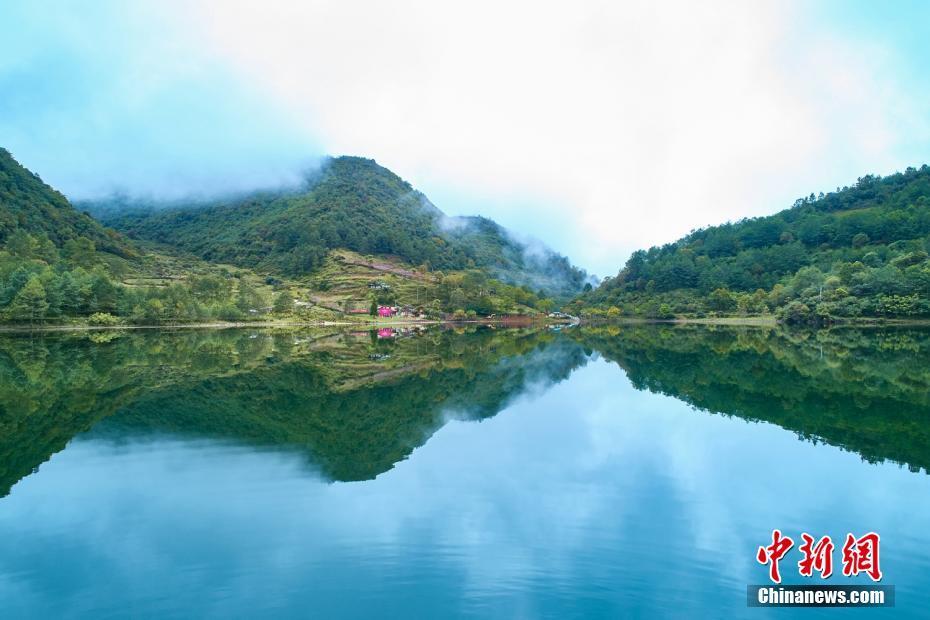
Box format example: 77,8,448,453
852,233,870,249
707,288,737,313
144,299,165,324
1,267,31,306
236,280,263,313
9,276,48,324
62,237,97,267
777,301,811,324
273,291,291,314
191,275,231,302
56,271,83,316
90,272,120,313
7,230,38,258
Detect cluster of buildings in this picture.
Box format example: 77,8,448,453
377,305,425,319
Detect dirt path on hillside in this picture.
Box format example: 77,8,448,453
337,254,434,281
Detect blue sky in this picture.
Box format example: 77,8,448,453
2,1,929,275
0,2,320,199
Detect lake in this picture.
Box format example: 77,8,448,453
0,324,928,618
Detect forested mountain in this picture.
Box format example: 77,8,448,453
0,149,153,324
0,149,575,325
0,148,133,261
0,148,295,325
570,165,930,321
90,156,587,297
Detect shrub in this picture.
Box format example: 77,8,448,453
87,312,121,326
777,301,812,324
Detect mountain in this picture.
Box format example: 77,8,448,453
0,148,308,325
570,165,930,322
0,148,133,260
87,156,587,297
0,149,572,325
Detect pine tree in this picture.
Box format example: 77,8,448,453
9,276,48,325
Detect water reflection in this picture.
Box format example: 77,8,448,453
573,325,930,474
2,325,930,498
2,325,930,617
0,326,587,492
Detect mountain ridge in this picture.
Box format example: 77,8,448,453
0,148,578,324
87,155,588,298
569,165,930,321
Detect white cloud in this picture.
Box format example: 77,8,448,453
12,0,928,273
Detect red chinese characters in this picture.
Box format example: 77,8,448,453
757,530,883,583
757,529,794,584
841,532,883,582
798,533,834,579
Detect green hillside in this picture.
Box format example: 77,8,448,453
90,156,587,297
570,166,930,322
0,149,566,325
0,148,134,261
0,148,316,325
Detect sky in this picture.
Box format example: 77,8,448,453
2,1,930,276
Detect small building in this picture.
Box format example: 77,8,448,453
377,306,396,317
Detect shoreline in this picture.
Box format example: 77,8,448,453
578,315,930,328
0,317,558,334
4,315,930,333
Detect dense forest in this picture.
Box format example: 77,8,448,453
0,149,132,259
569,166,930,322
89,156,587,297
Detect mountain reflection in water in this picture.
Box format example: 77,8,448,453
1,324,928,500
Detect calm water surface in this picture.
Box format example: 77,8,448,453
0,325,928,618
